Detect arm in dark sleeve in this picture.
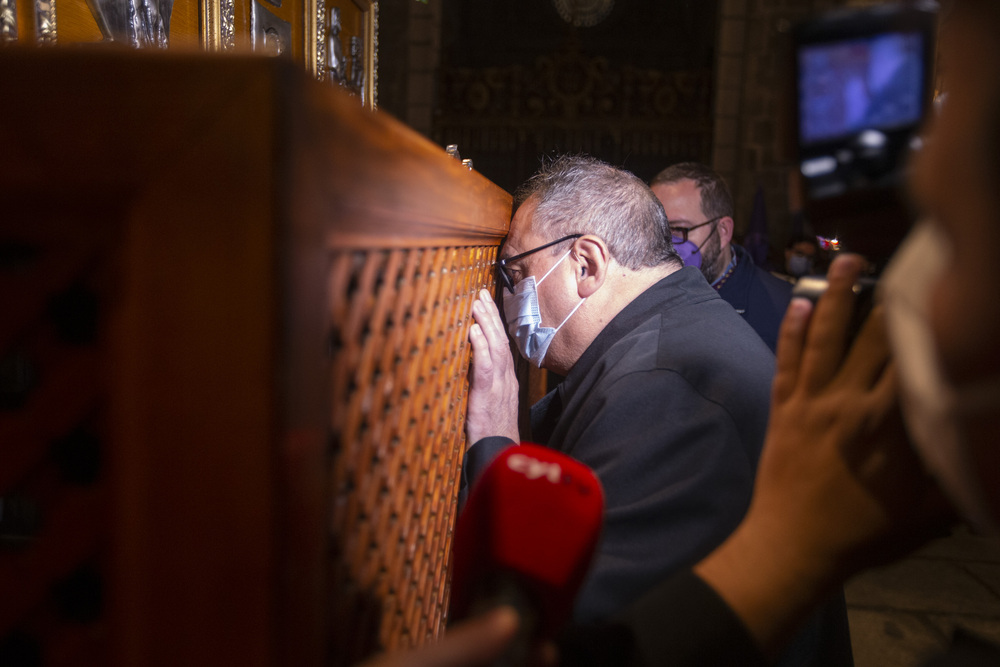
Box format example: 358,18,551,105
558,569,767,667
456,436,516,512
563,370,758,622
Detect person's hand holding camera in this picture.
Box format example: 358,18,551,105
694,254,953,656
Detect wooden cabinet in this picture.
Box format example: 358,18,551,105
0,48,510,666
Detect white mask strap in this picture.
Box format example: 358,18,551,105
536,249,573,287
537,248,585,332
553,296,587,333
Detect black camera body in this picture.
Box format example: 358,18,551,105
792,2,938,264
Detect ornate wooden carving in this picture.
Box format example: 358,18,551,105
316,0,377,108
4,0,374,106
328,245,497,659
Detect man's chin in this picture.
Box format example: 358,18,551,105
699,263,722,284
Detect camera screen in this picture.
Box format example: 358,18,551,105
798,31,926,145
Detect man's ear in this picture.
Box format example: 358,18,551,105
718,216,735,248
572,235,610,298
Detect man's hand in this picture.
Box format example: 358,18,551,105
466,289,520,445
357,607,519,667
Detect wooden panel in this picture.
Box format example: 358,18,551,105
0,199,118,667
288,62,510,664
0,0,201,47
3,50,289,667
326,245,497,662
52,0,102,42
1,48,511,667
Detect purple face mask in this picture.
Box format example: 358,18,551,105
673,239,703,269
671,219,719,270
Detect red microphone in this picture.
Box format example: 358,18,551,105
449,444,604,661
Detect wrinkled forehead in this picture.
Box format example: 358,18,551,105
503,197,542,258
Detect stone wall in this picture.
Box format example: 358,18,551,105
377,0,443,139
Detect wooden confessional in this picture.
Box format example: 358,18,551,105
0,46,519,666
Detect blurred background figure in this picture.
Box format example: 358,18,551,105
779,234,822,281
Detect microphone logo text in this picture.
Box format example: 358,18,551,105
507,453,562,484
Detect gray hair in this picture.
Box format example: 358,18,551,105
514,155,681,270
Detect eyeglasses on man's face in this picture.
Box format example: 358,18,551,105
669,216,724,244
495,234,583,292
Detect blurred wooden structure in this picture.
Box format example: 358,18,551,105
0,0,376,107
0,48,510,666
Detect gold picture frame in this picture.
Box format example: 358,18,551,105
201,0,235,50
309,0,377,110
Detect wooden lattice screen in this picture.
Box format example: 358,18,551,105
1,49,511,666
328,245,498,661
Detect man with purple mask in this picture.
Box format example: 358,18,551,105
651,163,793,352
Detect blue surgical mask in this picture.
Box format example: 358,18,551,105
787,254,814,278
502,250,586,367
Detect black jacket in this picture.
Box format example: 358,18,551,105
716,244,794,353
462,267,775,622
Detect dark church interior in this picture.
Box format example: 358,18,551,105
2,0,999,666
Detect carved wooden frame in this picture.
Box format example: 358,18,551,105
201,0,236,50
352,0,376,109
308,0,377,109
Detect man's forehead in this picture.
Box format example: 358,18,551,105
502,198,540,258
653,177,700,196
652,179,704,223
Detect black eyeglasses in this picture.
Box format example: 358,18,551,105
495,234,583,292
669,216,724,244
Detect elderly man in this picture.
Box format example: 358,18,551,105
650,163,793,352
462,155,776,624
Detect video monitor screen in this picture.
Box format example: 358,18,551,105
798,31,926,144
